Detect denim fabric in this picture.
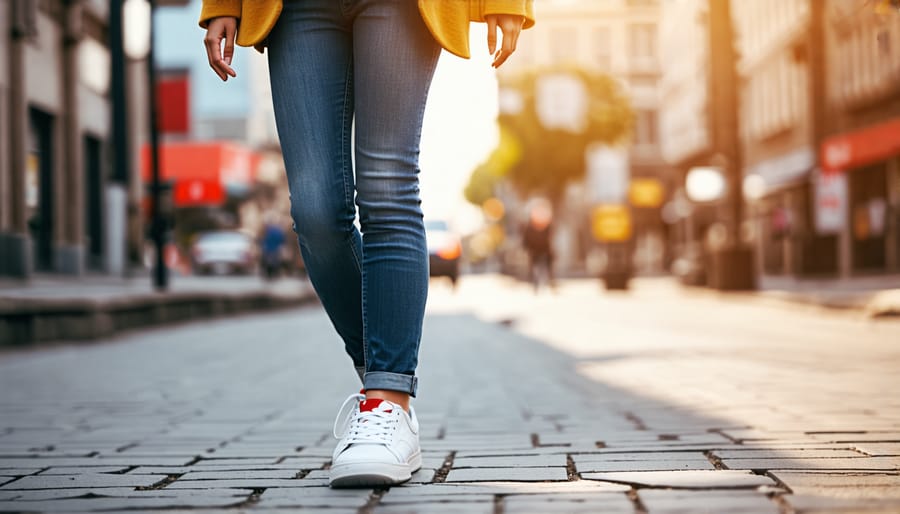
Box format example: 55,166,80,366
267,0,440,397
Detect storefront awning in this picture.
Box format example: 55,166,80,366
141,141,261,207
821,117,900,174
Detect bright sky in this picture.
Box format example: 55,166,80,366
419,24,500,236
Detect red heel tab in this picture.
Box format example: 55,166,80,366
359,398,391,413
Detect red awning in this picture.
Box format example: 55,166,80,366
141,141,260,207
821,117,900,173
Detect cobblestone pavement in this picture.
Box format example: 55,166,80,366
1,275,898,513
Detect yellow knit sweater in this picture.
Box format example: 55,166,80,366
199,0,534,58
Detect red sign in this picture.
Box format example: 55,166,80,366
173,179,225,206
157,74,191,135
141,142,259,208
821,117,900,173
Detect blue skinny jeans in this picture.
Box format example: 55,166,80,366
267,0,441,396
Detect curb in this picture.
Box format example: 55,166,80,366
0,286,316,346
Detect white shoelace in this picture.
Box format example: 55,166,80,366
332,393,397,446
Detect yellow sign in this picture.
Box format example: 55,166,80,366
629,178,665,208
591,205,632,242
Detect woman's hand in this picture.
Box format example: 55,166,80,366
485,14,525,68
204,17,238,81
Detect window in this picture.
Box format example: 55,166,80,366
551,27,577,64
593,26,611,70
629,24,657,61
634,110,658,146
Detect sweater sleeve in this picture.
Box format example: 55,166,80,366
198,0,242,29
479,0,535,29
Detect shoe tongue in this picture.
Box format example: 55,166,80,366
359,398,393,413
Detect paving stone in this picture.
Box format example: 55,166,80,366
787,495,900,512
712,449,865,459
503,493,634,514
453,449,568,459
0,473,160,490
0,468,42,476
0,457,195,468
453,454,567,468
809,432,900,443
373,501,494,514
36,466,130,475
164,477,330,489
128,466,197,474
383,481,630,498
445,467,568,482
0,494,248,511
720,457,899,471
254,486,374,508
581,470,776,489
5,487,161,500
638,489,779,514
574,459,715,472
421,441,537,452
272,456,333,468
854,443,900,456
408,468,437,484
789,485,900,499
191,457,282,466
770,471,900,488
179,469,301,480
576,451,711,461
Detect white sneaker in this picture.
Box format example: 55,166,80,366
329,393,422,488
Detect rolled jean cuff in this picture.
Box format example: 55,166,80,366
355,366,366,385
364,371,418,397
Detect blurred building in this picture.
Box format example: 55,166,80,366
0,0,146,278
658,0,739,284
732,0,900,280
820,0,900,277
498,0,668,274
731,0,827,277
659,0,900,285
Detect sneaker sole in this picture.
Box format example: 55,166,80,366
329,455,422,488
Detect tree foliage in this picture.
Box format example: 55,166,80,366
497,67,634,203
463,124,522,207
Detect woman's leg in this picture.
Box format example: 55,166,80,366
352,0,441,400
266,2,366,374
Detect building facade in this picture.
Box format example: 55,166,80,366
0,0,135,278
820,0,900,277
658,0,718,282
731,0,900,280
731,0,832,278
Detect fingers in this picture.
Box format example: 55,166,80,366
224,21,236,67
203,18,237,82
487,16,498,55
491,17,524,68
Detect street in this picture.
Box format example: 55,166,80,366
1,275,899,513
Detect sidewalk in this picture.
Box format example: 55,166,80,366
0,276,897,513
754,274,900,317
0,274,315,346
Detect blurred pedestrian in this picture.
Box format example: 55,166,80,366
201,0,533,488
522,200,555,292
259,217,286,280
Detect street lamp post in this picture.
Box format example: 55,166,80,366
705,0,756,290
122,0,168,290
146,1,169,290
